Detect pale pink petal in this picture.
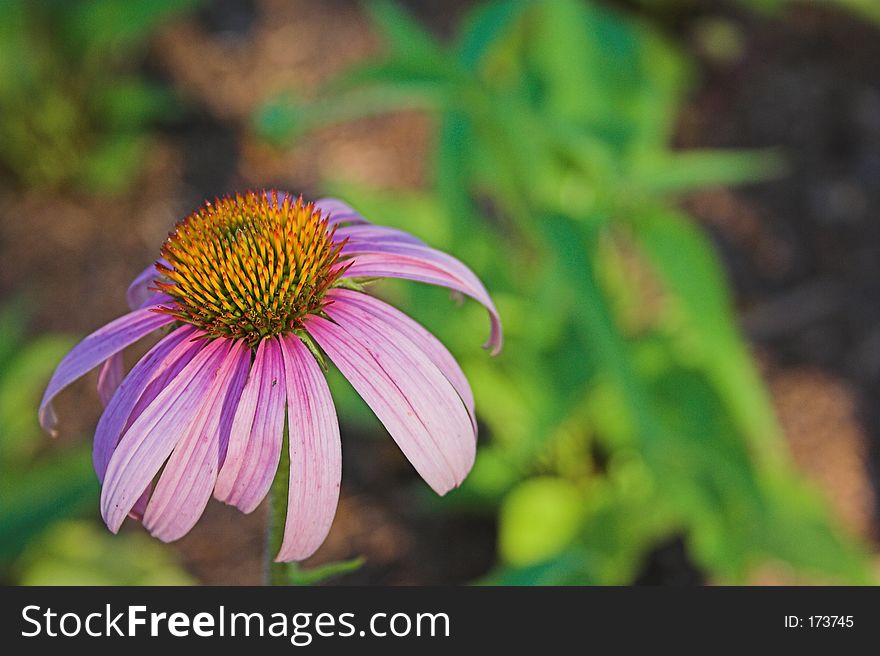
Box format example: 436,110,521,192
142,340,250,542
326,288,476,431
100,338,230,532
215,338,286,513
93,325,200,481
96,353,124,407
305,314,474,496
333,224,424,247
40,308,175,437
338,243,502,355
276,335,341,561
314,197,370,226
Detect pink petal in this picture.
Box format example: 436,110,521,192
338,242,502,355
39,308,176,437
93,325,201,482
96,353,124,407
128,485,152,521
100,338,230,533
143,340,250,542
305,314,474,496
314,197,370,226
333,224,424,247
325,288,476,432
215,338,286,513
276,335,341,561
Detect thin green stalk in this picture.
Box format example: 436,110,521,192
265,423,290,586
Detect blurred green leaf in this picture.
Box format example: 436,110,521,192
16,520,196,585
0,0,202,192
364,0,451,74
0,334,76,462
61,0,203,53
0,447,98,562
633,210,785,465
499,477,584,566
93,80,178,130
77,133,150,193
286,556,366,586
630,149,786,195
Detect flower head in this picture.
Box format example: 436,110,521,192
39,191,502,561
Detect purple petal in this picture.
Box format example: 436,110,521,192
305,314,474,496
93,325,201,482
126,259,169,311
100,338,230,533
325,288,476,432
39,308,176,437
338,242,502,355
142,340,250,542
215,338,286,513
314,197,370,226
276,335,341,561
215,345,252,471
96,353,124,407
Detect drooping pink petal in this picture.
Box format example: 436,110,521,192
126,259,169,310
100,338,230,533
93,325,201,482
338,242,502,355
314,197,370,226
276,335,342,562
142,340,250,542
333,224,425,247
96,353,124,407
306,314,474,496
39,308,176,437
325,288,476,431
128,485,152,522
215,338,286,513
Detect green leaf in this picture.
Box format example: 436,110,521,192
455,0,527,68
16,520,196,585
0,447,98,561
364,0,449,71
499,477,584,566
92,80,178,130
286,556,365,586
61,0,204,54
78,133,149,193
630,149,786,195
0,334,76,462
632,210,785,465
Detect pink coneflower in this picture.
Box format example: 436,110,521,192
39,191,501,561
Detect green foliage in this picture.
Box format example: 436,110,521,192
742,0,880,24
254,0,873,584
0,0,202,192
15,520,196,585
285,557,366,586
0,303,94,565
0,301,192,584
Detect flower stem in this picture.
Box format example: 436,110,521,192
265,424,290,586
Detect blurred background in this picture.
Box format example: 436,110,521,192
1,0,879,585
